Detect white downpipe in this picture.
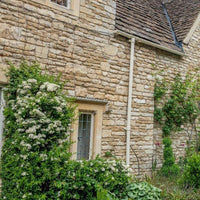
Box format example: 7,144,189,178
126,38,135,166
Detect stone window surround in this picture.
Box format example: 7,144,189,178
70,103,105,160
31,0,80,17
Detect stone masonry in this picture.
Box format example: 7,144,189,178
0,0,200,175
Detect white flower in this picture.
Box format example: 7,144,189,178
26,126,37,134
27,79,37,84
21,172,27,176
40,84,46,90
20,155,28,160
47,83,60,92
32,109,46,118
40,154,48,161
101,168,105,171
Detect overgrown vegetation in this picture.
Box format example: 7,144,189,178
148,175,200,200
0,61,162,200
152,69,200,199
154,70,200,176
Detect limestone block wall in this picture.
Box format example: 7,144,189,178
0,0,131,166
152,21,200,169
0,0,200,175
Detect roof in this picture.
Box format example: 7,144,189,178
115,0,200,53
165,0,200,42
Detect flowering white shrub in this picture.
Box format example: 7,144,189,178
0,62,74,200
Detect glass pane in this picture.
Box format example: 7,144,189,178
77,113,92,160
50,0,69,8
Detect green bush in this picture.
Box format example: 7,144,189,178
122,182,161,200
53,157,131,199
160,137,180,176
181,153,200,188
0,62,75,199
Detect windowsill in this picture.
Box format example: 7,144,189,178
30,0,80,17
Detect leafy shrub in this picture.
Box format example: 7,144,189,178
53,157,131,199
181,153,200,188
0,62,75,199
160,137,180,176
122,182,161,200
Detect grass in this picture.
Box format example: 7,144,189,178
147,174,200,200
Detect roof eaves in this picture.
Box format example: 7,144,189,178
114,30,185,56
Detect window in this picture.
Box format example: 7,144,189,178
70,101,106,160
0,88,4,156
31,0,80,17
50,0,71,9
77,113,94,160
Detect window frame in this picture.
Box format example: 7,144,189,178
30,0,80,17
70,103,105,160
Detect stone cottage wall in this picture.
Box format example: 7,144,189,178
0,0,132,167
152,21,200,169
0,0,200,175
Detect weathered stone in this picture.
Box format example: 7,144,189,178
100,62,110,71
104,45,118,56
75,86,87,97
35,46,48,58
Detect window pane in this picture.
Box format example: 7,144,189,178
77,113,92,160
50,0,70,8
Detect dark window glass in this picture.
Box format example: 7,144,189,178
51,0,70,8
77,113,92,160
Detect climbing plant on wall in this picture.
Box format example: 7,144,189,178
154,69,200,175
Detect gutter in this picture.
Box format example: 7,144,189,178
126,38,135,166
115,30,185,56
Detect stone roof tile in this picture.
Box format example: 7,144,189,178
115,0,200,53
165,0,200,42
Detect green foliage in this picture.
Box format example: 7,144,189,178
154,73,200,143
55,158,131,200
0,61,75,199
181,153,200,188
154,72,200,177
148,174,200,200
5,61,63,102
122,182,161,200
160,138,180,176
97,189,115,200
154,79,168,101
